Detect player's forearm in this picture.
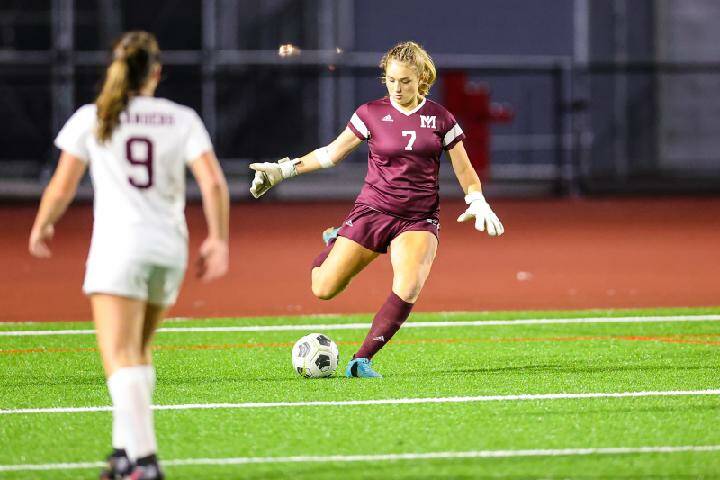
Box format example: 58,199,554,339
32,183,75,231
249,129,359,198
295,129,362,176
294,150,322,175
454,164,483,195
200,179,230,241
295,147,337,175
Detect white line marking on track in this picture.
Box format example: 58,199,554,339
2,389,718,415
2,314,720,336
2,445,720,472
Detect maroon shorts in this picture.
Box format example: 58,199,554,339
337,204,440,254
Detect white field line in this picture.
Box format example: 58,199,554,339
2,314,720,337
2,389,719,415
2,445,720,472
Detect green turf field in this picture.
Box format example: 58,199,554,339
1,307,720,479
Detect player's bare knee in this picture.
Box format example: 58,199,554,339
311,269,343,300
398,291,420,303
312,282,344,300
311,281,340,300
394,282,423,303
312,285,336,301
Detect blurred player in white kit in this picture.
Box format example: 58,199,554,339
29,31,230,479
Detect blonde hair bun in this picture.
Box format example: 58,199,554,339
380,41,437,97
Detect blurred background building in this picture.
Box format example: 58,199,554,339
1,0,719,199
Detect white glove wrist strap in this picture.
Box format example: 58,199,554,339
279,158,301,178
464,191,487,205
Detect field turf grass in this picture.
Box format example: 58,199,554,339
1,307,720,479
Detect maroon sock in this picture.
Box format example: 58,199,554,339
311,240,335,269
355,292,414,359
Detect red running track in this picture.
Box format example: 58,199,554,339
1,197,719,322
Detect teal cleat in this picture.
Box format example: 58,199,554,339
346,357,382,378
322,226,341,246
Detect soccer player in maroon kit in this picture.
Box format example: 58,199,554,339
250,41,503,378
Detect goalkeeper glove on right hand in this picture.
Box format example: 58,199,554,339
249,157,300,198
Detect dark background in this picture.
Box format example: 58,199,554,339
1,0,718,197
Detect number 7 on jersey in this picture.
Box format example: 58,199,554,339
402,130,416,151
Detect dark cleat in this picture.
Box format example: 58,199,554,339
126,454,164,480
99,449,132,480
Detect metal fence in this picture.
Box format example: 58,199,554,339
1,1,719,199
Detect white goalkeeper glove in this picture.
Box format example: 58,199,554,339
457,191,505,237
249,157,300,198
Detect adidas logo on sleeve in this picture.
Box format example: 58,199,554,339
381,114,393,122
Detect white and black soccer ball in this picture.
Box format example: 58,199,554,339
291,333,339,378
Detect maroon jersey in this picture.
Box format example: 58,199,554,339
346,97,465,220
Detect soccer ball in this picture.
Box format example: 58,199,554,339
292,333,339,378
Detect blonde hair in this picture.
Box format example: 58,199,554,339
95,31,160,142
379,41,437,97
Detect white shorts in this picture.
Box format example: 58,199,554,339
83,258,186,307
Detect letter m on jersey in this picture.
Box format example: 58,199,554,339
420,115,436,129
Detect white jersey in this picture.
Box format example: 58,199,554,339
55,96,212,268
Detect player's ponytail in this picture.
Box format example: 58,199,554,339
95,31,160,142
380,41,437,97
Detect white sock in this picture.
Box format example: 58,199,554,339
142,365,157,397
111,366,155,451
107,366,157,460
109,381,127,451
